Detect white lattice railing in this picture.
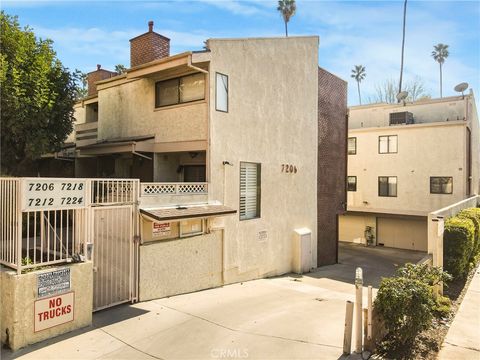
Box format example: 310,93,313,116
140,183,208,196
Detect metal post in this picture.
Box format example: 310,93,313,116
343,300,354,355
355,267,363,353
367,285,373,340
16,180,23,274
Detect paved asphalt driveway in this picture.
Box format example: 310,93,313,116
3,243,426,360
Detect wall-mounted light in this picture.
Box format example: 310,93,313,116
222,161,233,166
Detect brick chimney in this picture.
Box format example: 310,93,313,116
130,21,170,68
87,64,116,96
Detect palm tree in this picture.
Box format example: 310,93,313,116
431,43,449,98
277,0,296,37
398,0,408,101
351,65,366,105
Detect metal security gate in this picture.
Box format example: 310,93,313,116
92,206,135,310
90,180,139,311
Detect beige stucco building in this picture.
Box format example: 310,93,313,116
340,94,479,251
66,23,347,300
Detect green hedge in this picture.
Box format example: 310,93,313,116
444,217,475,279
457,208,480,258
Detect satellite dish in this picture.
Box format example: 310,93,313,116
396,91,409,105
454,82,469,98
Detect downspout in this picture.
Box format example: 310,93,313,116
132,143,152,160
187,55,208,74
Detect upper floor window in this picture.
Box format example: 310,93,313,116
378,176,397,197
430,177,453,194
240,162,260,220
347,176,357,191
155,73,205,108
348,137,357,155
216,72,228,112
379,135,397,154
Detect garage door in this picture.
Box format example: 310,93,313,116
377,218,427,251
339,215,372,244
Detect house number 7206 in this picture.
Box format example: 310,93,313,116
281,164,297,173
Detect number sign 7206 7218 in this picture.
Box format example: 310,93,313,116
22,179,87,211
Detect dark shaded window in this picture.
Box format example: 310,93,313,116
347,176,357,191
430,177,453,194
348,137,357,155
155,73,205,108
378,176,397,197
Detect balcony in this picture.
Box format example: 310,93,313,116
75,122,98,147
140,182,208,207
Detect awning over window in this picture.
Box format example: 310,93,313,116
140,204,237,222
77,135,155,156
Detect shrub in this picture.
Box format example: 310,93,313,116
396,262,451,286
457,208,480,259
375,276,434,346
374,263,451,349
433,295,452,318
444,217,475,279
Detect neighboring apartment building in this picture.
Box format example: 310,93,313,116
67,22,346,298
340,94,479,251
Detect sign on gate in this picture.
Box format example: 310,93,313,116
34,292,74,332
22,179,87,211
37,268,71,298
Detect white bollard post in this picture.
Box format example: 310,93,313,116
343,301,354,355
367,285,373,340
355,267,363,354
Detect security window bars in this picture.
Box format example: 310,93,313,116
348,137,357,155
347,176,357,191
240,162,260,220
155,73,205,108
216,72,228,112
378,176,397,197
430,177,453,194
379,135,398,154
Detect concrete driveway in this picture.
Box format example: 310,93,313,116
3,243,425,360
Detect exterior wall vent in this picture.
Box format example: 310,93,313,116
389,111,414,126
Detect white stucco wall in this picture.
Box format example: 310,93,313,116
347,121,467,214
349,96,468,129
0,263,92,351
97,77,208,143
467,94,480,195
139,231,223,301
207,37,319,282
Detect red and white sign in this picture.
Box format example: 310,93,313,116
34,292,74,332
153,222,171,236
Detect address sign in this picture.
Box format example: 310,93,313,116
22,179,87,211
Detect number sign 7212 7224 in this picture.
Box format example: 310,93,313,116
22,179,87,211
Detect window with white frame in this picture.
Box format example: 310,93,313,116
240,162,260,220
379,135,398,154
216,72,228,112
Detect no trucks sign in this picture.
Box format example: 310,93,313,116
34,292,74,332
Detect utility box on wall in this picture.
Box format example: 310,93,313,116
292,228,312,274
